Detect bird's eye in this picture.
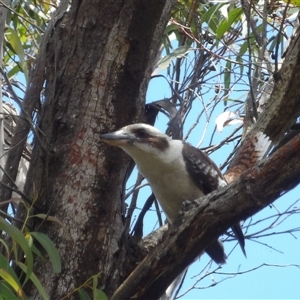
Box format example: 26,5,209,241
135,128,149,138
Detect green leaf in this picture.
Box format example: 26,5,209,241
0,269,24,299
32,214,65,228
0,217,33,283
30,243,43,258
19,61,29,85
201,3,224,34
0,254,22,288
25,234,33,248
30,232,61,273
236,55,244,75
27,4,49,20
238,41,249,57
91,276,107,300
16,262,49,300
153,45,191,74
7,64,22,79
94,289,108,300
164,23,180,35
0,281,20,300
92,275,98,290
5,28,29,83
216,7,243,39
78,289,91,300
0,239,9,257
5,28,24,61
224,59,232,104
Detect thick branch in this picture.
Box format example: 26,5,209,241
111,133,300,300
19,0,176,297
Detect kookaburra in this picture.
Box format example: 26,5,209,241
100,123,245,264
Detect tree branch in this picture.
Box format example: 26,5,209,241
225,20,300,182
111,132,300,300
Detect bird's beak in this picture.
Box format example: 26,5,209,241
100,130,134,146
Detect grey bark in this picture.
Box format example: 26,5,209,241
15,0,175,298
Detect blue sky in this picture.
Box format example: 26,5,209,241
124,70,300,299
8,48,299,300
5,6,300,298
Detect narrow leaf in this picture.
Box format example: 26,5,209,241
5,28,29,82
216,7,242,39
7,64,22,79
202,3,224,34
0,281,20,300
78,289,91,300
16,262,49,300
30,232,61,273
0,269,24,299
5,28,24,61
224,59,232,104
94,289,108,300
33,214,65,228
0,254,22,288
0,217,33,283
92,276,98,300
153,45,191,75
164,24,180,35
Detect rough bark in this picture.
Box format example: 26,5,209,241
6,1,300,299
19,0,174,298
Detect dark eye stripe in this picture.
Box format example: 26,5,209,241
132,128,150,138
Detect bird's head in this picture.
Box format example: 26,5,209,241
100,123,171,159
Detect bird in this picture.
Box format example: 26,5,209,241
100,123,246,264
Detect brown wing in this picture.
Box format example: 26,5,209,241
182,143,246,256
182,143,225,194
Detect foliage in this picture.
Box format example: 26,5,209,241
0,0,299,299
154,0,297,134
3,0,53,91
126,0,300,297
0,214,60,299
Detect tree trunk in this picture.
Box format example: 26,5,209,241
10,1,300,299
20,0,174,298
